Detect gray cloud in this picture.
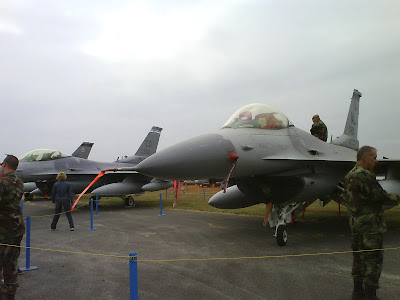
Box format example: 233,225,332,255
1,0,399,162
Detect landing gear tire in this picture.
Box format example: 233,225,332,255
24,193,33,201
125,196,135,207
276,225,288,246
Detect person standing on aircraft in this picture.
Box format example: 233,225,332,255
310,114,327,141
344,146,400,300
0,155,25,300
50,172,75,231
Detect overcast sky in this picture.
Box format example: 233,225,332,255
1,0,399,162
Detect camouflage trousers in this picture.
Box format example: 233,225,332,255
0,235,23,295
351,232,383,289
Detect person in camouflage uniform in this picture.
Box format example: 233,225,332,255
344,146,400,300
310,114,328,142
0,155,25,300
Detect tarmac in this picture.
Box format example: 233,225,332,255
15,199,400,300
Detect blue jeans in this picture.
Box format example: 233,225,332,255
51,199,74,229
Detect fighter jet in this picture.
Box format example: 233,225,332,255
132,90,400,245
23,142,94,194
17,127,173,206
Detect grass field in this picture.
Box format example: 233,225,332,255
76,184,400,230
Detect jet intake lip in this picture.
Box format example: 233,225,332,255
135,133,236,180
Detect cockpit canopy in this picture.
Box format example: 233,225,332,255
20,149,70,162
222,103,293,130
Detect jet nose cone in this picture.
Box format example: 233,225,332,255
136,133,236,180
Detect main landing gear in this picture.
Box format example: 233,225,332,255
124,196,135,207
23,193,34,201
265,203,303,246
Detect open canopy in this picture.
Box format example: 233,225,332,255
20,149,70,162
222,103,293,130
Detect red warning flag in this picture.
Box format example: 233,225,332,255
263,203,272,227
173,180,181,208
71,171,106,211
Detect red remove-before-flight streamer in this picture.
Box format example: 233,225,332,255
71,170,107,211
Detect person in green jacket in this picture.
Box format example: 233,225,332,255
310,114,327,141
344,146,400,300
0,155,25,300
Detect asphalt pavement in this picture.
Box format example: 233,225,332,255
15,199,400,300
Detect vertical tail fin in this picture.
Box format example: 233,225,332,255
331,89,362,150
135,126,163,157
117,126,163,164
72,142,94,159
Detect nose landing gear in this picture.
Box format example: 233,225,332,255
265,203,303,246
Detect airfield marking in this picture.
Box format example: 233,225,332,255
198,220,228,229
138,232,156,238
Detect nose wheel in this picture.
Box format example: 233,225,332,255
275,225,288,246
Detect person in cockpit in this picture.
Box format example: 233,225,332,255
255,113,281,129
229,111,261,128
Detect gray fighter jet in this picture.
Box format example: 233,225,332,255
23,142,94,194
17,127,173,206
132,90,400,245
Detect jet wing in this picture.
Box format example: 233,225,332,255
262,156,355,162
71,168,142,211
262,146,356,162
260,156,355,176
27,172,61,177
260,158,400,178
29,169,139,176
375,159,400,179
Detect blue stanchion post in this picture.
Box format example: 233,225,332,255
20,216,38,271
129,252,138,300
21,194,24,212
95,195,99,216
203,187,206,201
159,193,165,216
319,200,322,207
88,198,97,230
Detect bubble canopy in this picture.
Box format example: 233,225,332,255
20,149,70,162
222,103,293,129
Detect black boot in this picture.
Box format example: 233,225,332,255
351,279,365,300
365,286,379,300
